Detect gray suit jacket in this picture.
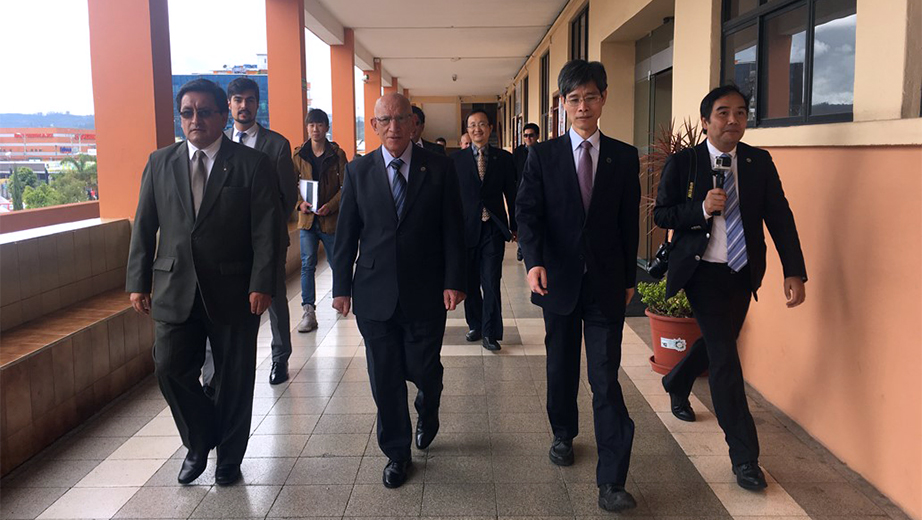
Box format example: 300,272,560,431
226,124,297,247
126,137,279,324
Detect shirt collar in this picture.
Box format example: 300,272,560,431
569,126,600,152
381,143,413,170
188,134,223,161
234,123,259,141
706,139,736,159
472,143,489,156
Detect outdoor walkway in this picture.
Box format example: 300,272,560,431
0,244,909,519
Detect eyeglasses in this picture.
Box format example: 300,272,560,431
467,122,490,130
563,94,602,108
523,133,537,139
374,114,413,126
179,108,220,119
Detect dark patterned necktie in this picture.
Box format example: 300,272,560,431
390,158,406,219
477,149,489,221
191,150,206,217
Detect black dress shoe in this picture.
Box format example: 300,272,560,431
415,417,440,450
215,464,242,486
465,330,482,342
202,384,215,400
269,361,289,385
548,437,574,466
733,461,767,490
382,459,411,488
177,450,208,484
482,337,501,351
670,392,696,422
598,484,637,512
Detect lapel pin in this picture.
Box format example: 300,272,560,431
421,166,427,172
606,157,612,164
746,158,751,163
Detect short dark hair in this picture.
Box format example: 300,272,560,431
435,137,446,143
558,59,607,98
305,108,329,126
411,105,425,124
700,84,751,121
227,77,260,102
467,109,492,126
523,123,539,135
175,79,228,114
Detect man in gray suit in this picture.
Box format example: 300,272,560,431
201,77,298,389
127,79,279,487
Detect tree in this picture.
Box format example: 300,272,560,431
60,154,97,195
22,183,62,209
50,170,89,204
9,167,37,211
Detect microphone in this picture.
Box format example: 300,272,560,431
711,170,725,216
711,155,731,217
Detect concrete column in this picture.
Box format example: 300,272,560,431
331,28,357,159
384,76,399,95
363,61,382,151
87,0,173,219
672,0,721,123
266,0,307,146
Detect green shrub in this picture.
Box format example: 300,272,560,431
636,278,693,318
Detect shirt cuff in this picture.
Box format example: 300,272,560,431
702,201,711,219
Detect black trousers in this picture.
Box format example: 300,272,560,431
662,261,758,466
357,305,446,462
154,291,259,466
202,251,289,386
543,274,634,486
464,219,505,339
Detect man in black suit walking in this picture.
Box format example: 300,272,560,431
654,84,807,491
513,123,539,261
201,77,298,391
127,79,279,486
452,109,517,351
411,105,447,155
517,60,640,512
333,93,466,489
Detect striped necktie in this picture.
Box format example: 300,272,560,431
390,158,406,219
722,153,748,272
477,148,489,221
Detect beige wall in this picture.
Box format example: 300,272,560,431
740,145,922,519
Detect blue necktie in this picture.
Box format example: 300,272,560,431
722,153,748,272
390,158,406,219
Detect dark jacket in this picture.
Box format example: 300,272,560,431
513,144,529,183
126,137,279,324
292,140,348,234
332,145,466,321
420,139,447,156
451,145,517,247
653,141,807,299
516,132,640,320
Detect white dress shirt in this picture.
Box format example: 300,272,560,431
568,126,600,184
381,143,414,186
232,124,259,148
187,135,222,181
701,139,740,263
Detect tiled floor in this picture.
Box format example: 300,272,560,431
0,244,911,520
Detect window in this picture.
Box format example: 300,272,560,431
570,6,589,61
721,0,856,127
540,52,550,139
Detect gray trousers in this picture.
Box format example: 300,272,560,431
202,249,291,386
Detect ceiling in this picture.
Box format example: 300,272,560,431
310,0,569,97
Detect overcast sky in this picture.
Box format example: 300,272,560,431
0,0,335,116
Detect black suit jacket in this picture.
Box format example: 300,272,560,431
126,137,279,324
451,145,517,247
516,132,640,319
333,145,466,321
225,125,296,247
513,144,529,183
653,142,807,299
420,140,447,156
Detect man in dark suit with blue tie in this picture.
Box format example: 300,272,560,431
332,93,466,489
452,109,517,351
516,60,640,512
654,84,807,491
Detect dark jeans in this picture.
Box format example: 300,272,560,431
300,221,336,307
543,274,634,486
662,261,759,465
464,220,506,338
358,305,446,462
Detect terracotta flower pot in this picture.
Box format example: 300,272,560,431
645,308,702,376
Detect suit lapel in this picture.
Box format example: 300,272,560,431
402,147,426,224
254,124,268,153
556,133,585,221
370,148,398,224
467,147,481,185
735,143,755,226
693,143,711,202
193,136,233,228
171,142,194,224
589,134,620,220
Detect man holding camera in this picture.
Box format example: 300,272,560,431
653,84,807,491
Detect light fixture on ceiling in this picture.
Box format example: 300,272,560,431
451,74,458,82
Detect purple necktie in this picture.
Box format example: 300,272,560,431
577,140,593,212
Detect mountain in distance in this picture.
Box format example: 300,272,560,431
0,113,96,129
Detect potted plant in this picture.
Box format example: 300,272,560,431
636,278,702,375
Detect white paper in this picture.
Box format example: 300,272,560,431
299,180,319,213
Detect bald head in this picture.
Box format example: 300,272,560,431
371,93,414,156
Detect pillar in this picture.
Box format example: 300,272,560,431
383,76,399,96
331,28,357,159
671,0,721,123
363,61,382,151
266,0,307,146
87,0,173,219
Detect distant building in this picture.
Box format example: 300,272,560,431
0,129,96,162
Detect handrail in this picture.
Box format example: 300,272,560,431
0,201,101,234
